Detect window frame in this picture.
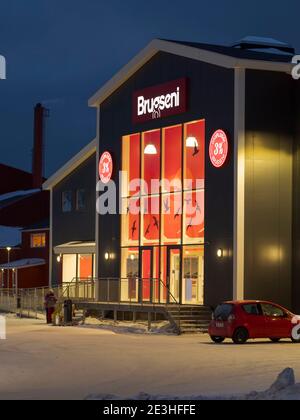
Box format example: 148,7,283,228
76,189,86,211
30,232,46,249
62,190,72,213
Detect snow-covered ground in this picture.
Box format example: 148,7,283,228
87,369,300,400
80,317,176,335
1,315,300,400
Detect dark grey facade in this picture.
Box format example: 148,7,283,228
51,154,96,285
244,70,295,309
98,51,235,307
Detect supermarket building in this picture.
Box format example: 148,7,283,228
44,37,300,316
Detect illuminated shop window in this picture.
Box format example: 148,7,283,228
31,233,46,248
184,120,205,191
142,130,161,196
121,119,205,305
141,195,160,245
121,197,140,247
78,254,93,279
183,189,205,244
162,125,182,192
122,133,141,198
161,192,182,245
62,253,95,283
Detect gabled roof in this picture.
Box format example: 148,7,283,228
0,189,41,210
43,139,96,190
88,38,294,107
0,163,33,195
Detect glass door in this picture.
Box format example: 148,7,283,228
182,247,204,305
139,247,153,303
166,247,181,304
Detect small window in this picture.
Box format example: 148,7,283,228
62,191,72,212
31,233,46,248
261,304,285,318
76,189,86,211
243,304,260,316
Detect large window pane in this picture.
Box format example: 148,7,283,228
78,254,93,279
141,195,160,245
184,120,205,190
183,190,205,244
121,197,140,246
62,254,77,283
122,134,141,197
162,125,182,192
161,192,182,245
142,130,161,195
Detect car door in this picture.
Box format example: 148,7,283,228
241,303,266,338
261,303,291,338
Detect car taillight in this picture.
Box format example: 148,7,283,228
228,314,236,323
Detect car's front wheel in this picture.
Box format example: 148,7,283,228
232,327,249,344
210,336,225,344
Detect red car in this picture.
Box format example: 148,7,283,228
209,300,300,344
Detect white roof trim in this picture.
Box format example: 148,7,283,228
0,258,45,270
88,39,293,107
54,241,96,255
43,139,97,190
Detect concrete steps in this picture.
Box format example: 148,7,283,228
166,306,212,334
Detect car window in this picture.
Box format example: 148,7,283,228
243,304,261,316
261,304,285,318
214,304,233,321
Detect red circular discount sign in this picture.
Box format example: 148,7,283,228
99,151,113,183
209,130,229,168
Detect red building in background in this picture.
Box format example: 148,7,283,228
0,104,50,290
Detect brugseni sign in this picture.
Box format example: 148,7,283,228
132,78,187,124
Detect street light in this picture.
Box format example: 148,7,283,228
6,247,11,263
5,247,12,290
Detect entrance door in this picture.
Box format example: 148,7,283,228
139,247,153,303
166,247,181,304
182,250,204,305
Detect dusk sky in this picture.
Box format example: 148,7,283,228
0,0,299,176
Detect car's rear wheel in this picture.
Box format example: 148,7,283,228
232,327,249,344
210,336,225,344
269,338,280,343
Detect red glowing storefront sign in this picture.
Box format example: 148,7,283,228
99,151,113,183
132,78,188,124
209,130,229,168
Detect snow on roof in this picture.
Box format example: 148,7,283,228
0,225,21,247
0,189,40,202
0,258,45,270
235,36,291,48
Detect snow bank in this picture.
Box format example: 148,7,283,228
80,317,176,335
86,368,300,400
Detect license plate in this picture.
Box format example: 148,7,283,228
216,322,224,328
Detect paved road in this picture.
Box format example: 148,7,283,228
0,315,300,399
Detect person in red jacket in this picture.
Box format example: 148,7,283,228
44,290,57,324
